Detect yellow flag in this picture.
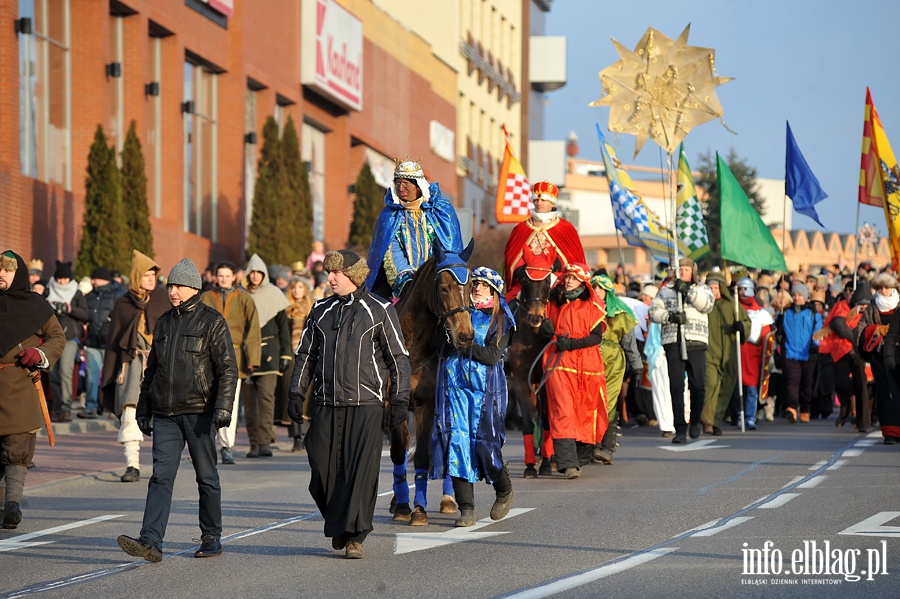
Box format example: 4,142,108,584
868,92,900,270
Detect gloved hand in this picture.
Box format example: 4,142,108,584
673,279,690,295
136,416,153,436
213,408,232,430
17,348,42,368
287,398,304,423
668,312,685,325
732,321,745,336
555,337,574,351
538,318,555,339
279,357,292,372
885,354,897,370
630,367,644,381
389,403,408,430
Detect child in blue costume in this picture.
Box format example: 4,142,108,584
365,160,464,300
431,267,516,526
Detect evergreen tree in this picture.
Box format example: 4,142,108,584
347,161,382,253
76,126,129,278
695,147,767,270
120,120,154,258
247,117,282,265
281,116,313,263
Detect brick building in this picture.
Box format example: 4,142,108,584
2,0,457,274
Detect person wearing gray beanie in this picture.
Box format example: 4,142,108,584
791,282,810,301
167,258,203,290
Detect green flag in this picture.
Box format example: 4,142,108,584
717,152,787,272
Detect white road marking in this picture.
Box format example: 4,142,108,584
797,475,826,489
827,460,846,471
782,475,804,488
843,449,863,457
690,517,754,537
501,548,679,599
855,439,877,446
0,515,123,553
758,493,800,509
867,431,882,438
394,508,533,554
659,439,729,452
809,460,827,470
839,512,900,537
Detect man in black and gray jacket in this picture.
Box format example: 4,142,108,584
117,258,238,563
289,249,410,560
79,267,125,419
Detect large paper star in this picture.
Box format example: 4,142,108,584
590,24,733,157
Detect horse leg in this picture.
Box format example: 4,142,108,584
514,380,538,478
389,422,412,521
537,387,554,475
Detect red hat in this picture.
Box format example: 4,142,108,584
532,181,559,204
564,262,591,283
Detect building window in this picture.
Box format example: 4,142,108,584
244,84,260,242
148,35,162,217
19,0,72,189
107,15,124,157
183,59,218,240
302,121,326,243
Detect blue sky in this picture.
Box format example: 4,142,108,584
545,0,900,235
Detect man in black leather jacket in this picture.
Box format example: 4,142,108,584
117,258,238,563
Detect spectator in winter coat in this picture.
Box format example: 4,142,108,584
43,260,89,422
79,267,126,419
776,283,822,424
860,273,900,444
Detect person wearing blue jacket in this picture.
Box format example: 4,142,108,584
776,283,822,423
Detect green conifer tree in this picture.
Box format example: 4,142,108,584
121,120,155,258
247,117,282,265
347,161,382,253
281,116,313,264
76,126,129,278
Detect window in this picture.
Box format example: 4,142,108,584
302,121,326,242
107,15,124,157
244,84,259,241
19,0,71,189
183,60,218,240
148,35,162,217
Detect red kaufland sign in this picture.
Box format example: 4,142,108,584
301,0,363,112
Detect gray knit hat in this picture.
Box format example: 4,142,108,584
167,258,203,290
791,282,810,300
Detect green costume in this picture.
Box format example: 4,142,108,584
701,273,751,428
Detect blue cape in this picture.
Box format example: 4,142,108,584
365,182,464,291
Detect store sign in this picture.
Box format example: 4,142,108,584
301,0,363,112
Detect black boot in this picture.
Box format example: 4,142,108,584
451,477,476,527
490,467,515,520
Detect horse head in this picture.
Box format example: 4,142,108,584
514,253,555,328
434,238,475,350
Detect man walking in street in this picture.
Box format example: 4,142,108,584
79,266,125,419
0,251,66,529
289,250,410,559
117,258,238,562
200,261,261,465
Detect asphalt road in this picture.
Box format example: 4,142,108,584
1,418,898,599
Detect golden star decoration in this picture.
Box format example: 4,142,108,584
589,24,733,157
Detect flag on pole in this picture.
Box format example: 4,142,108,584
785,122,827,227
861,89,900,270
718,152,787,272
675,144,710,261
495,125,531,224
597,125,675,263
860,88,884,208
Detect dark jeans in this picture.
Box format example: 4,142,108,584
664,343,707,433
784,357,817,413
140,412,221,546
834,352,870,429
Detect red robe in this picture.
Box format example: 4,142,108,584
544,287,607,444
739,296,772,387
820,300,863,362
504,215,585,302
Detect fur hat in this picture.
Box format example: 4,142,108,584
167,258,203,290
678,257,696,272
323,250,369,288
53,260,74,280
1,251,18,272
28,258,43,275
870,272,899,291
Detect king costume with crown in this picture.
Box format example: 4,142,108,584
366,160,464,299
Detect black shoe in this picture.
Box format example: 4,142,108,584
117,535,162,563
332,535,347,550
672,432,687,444
523,465,538,479
258,444,273,457
120,467,140,483
884,436,898,445
246,445,260,458
593,449,614,465
77,410,98,419
194,534,222,558
689,423,702,439
2,502,22,529
538,458,552,476
712,426,723,436
291,437,304,453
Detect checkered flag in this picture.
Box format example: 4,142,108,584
496,133,531,224
676,144,710,261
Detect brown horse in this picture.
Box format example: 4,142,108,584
388,242,474,525
506,261,554,478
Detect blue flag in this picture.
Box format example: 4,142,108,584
785,121,827,227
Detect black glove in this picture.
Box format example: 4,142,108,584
673,279,690,295
668,312,685,325
885,354,897,371
213,408,232,430
630,367,644,381
555,337,574,351
279,357,292,372
136,416,153,436
732,321,745,337
538,318,555,339
389,403,408,430
288,398,304,423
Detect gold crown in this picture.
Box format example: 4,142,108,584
28,258,43,273
394,158,425,180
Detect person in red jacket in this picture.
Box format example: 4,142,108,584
735,278,773,429
503,181,585,303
